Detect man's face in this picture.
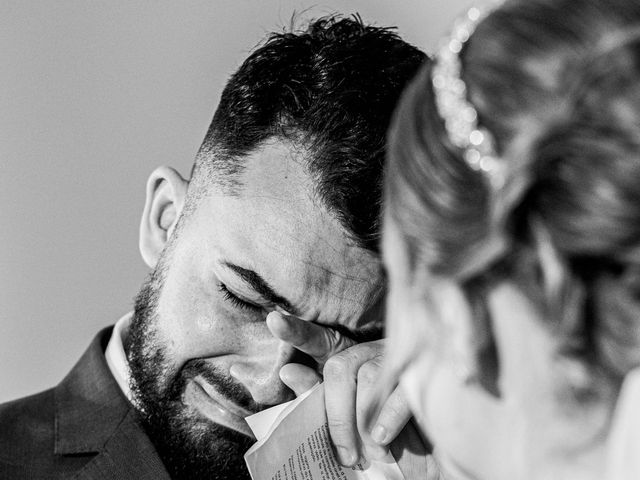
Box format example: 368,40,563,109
128,140,382,479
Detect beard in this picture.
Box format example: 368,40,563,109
126,256,255,480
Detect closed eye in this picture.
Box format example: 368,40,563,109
218,283,263,313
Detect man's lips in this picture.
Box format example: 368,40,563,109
183,376,255,438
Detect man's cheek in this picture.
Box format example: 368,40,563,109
174,303,268,363
155,279,218,353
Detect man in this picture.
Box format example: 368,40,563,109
0,16,425,479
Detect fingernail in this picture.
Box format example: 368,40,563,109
266,311,279,325
371,424,388,445
278,367,291,384
336,446,356,466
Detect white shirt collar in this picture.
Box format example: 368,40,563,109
105,312,135,404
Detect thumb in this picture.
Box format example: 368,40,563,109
267,311,355,364
279,363,321,396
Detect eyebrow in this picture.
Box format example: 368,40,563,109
222,262,300,316
222,262,385,342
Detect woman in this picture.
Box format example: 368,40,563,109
382,0,640,478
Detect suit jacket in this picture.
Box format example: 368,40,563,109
0,327,170,479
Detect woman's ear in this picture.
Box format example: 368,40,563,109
420,274,479,382
439,279,479,381
139,166,188,268
488,281,555,402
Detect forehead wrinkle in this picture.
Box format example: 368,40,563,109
255,228,373,283
250,224,376,304
293,243,383,322
310,270,385,328
268,207,380,298
243,226,380,324
219,139,382,325
247,202,370,279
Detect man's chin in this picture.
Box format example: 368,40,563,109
134,401,254,480
129,370,254,479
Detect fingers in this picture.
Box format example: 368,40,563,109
267,311,409,468
369,387,412,447
267,309,360,464
323,341,385,466
279,363,321,396
323,352,359,466
266,311,355,364
354,358,391,461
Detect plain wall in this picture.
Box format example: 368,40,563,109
0,0,474,403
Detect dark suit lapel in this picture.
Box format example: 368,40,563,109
54,327,170,480
74,409,169,480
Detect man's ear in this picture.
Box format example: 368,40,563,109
139,166,188,268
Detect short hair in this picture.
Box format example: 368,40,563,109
193,15,426,252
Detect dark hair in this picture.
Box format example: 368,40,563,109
193,15,426,252
388,0,640,404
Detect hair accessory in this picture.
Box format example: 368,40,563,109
432,5,504,189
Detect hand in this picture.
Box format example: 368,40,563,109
266,311,413,467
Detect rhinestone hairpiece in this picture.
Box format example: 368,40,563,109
432,5,504,189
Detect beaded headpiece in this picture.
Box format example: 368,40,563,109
432,5,504,189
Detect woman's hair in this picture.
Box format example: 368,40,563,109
387,0,640,408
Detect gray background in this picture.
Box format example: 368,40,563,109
0,0,472,403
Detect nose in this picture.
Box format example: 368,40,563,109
229,339,299,406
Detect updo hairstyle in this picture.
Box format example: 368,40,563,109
387,0,640,409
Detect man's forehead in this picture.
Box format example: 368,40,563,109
239,139,315,204
197,139,383,328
